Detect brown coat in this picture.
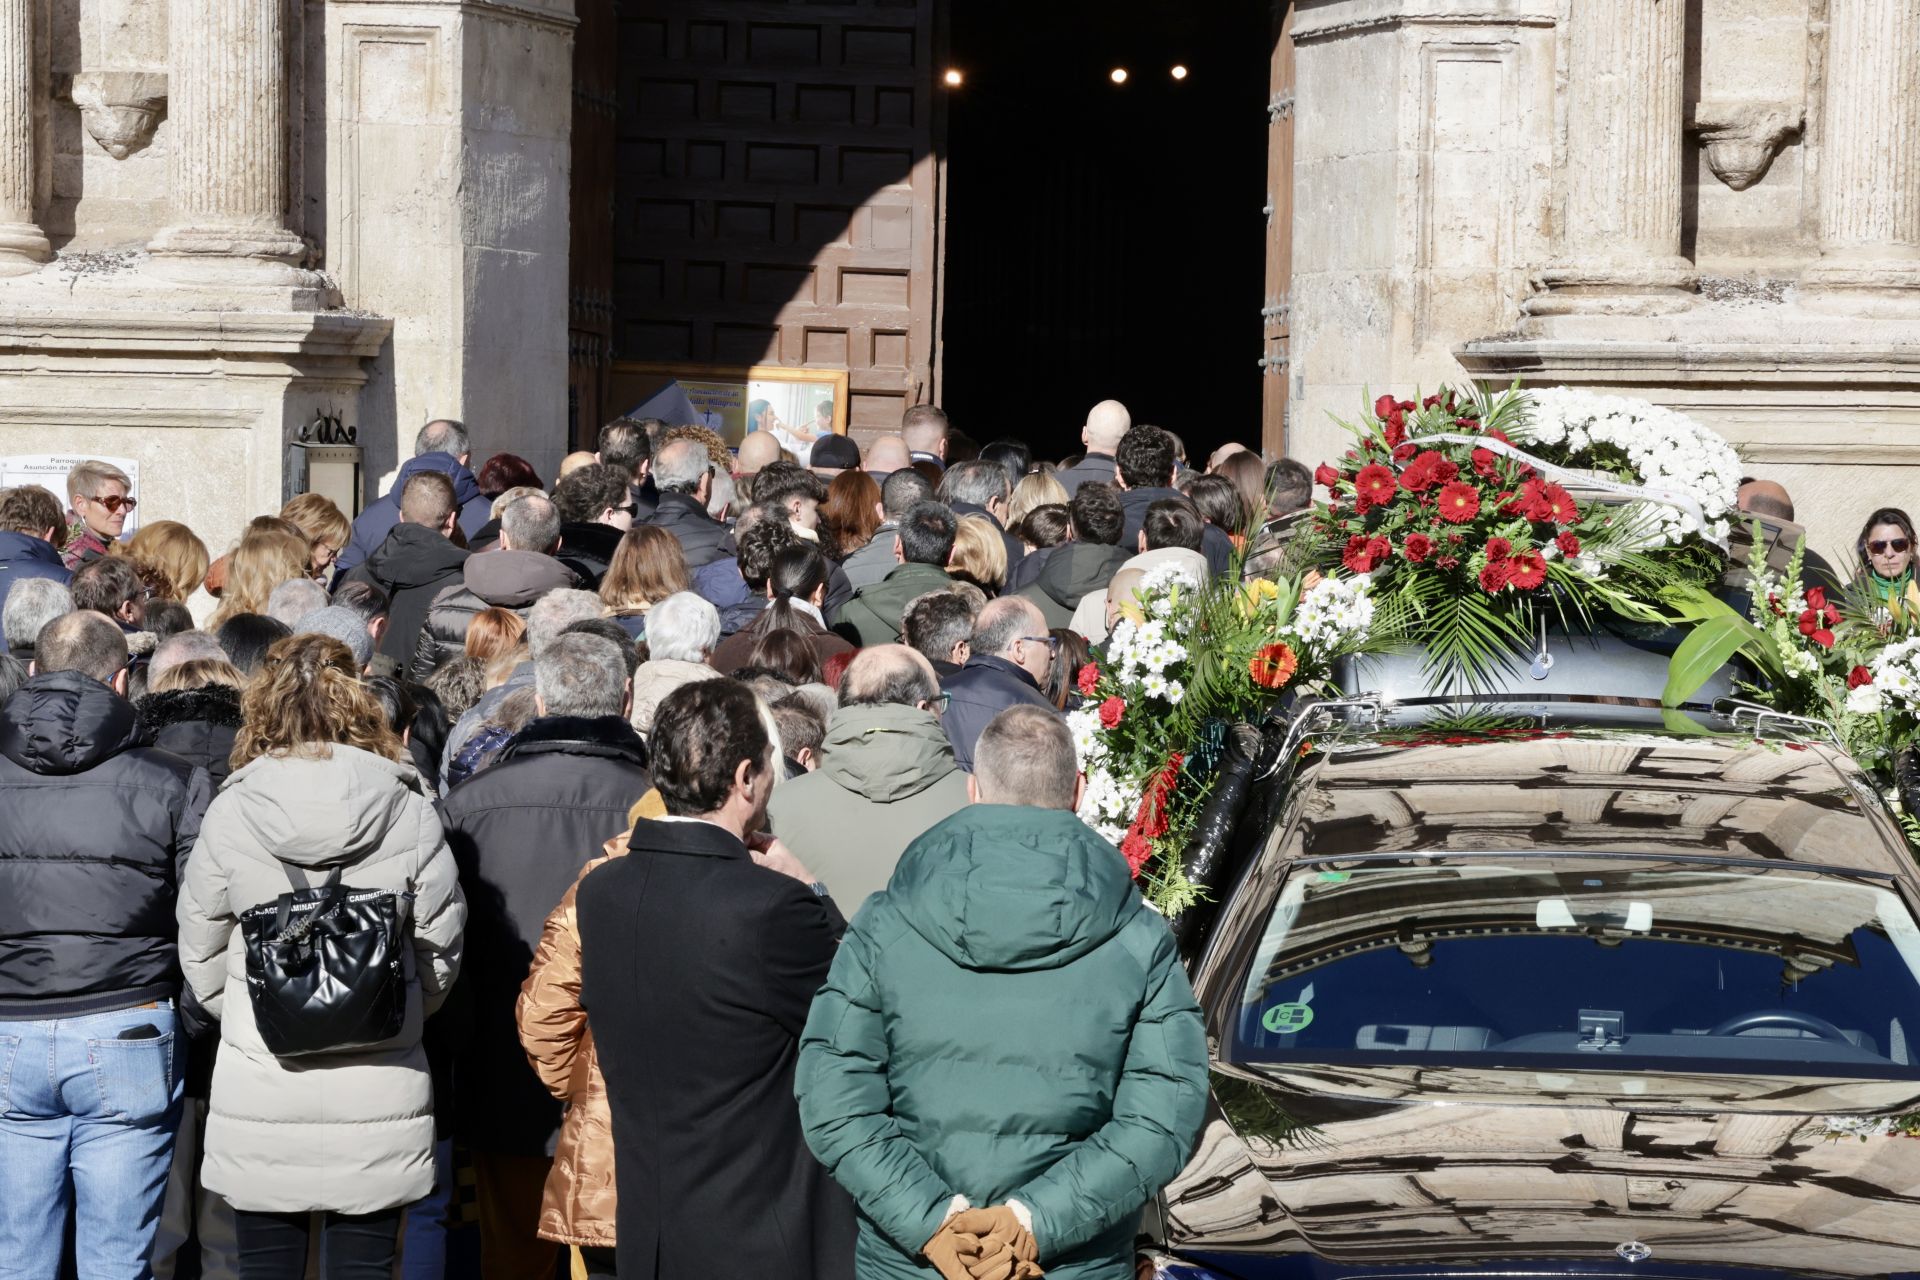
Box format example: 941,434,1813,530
516,794,667,1247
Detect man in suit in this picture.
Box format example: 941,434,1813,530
574,678,853,1280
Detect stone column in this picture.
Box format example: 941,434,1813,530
146,0,306,282
0,0,48,274
1527,0,1694,316
1800,0,1920,310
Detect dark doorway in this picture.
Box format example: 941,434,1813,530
940,0,1272,465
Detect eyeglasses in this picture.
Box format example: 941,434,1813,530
920,692,953,714
614,503,637,518
1870,538,1912,555
1020,635,1062,656
85,493,136,514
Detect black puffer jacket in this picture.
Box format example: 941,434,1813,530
0,672,211,1016
411,549,579,681
438,715,651,1155
135,684,244,788
343,523,471,668
646,490,732,570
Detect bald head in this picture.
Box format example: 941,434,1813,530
558,451,597,479
1084,399,1132,452
1738,479,1794,523
1105,567,1147,631
974,595,1045,660
737,430,784,475
837,643,940,709
35,610,127,685
865,435,911,474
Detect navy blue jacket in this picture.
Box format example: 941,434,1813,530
333,452,492,581
938,655,1057,773
0,531,72,641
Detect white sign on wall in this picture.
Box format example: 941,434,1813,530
0,454,143,536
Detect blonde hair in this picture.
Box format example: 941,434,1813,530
208,527,311,630
232,633,404,769
148,656,245,694
950,516,1008,593
1007,472,1069,529
115,521,209,602
279,493,351,561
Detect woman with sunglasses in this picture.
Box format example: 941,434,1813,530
1854,507,1920,626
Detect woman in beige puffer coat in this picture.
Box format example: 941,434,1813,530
176,634,465,1278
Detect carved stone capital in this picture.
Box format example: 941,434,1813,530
68,72,168,160
1688,100,1803,191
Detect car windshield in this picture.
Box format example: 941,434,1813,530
1231,857,1920,1078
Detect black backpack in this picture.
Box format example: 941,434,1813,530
240,863,413,1057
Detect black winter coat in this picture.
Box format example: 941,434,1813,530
645,490,732,570
0,672,211,1017
135,685,243,788
437,715,651,1155
578,818,854,1280
344,523,470,668
556,521,625,590
410,549,579,681
938,655,1057,772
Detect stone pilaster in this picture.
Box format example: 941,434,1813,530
146,0,307,282
1526,0,1694,317
1801,0,1920,310
0,0,48,274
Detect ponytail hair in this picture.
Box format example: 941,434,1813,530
753,543,831,636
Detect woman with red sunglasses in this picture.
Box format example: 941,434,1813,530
1854,506,1920,626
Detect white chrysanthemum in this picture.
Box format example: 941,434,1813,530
1847,684,1886,715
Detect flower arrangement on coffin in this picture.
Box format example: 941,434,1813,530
1306,383,1734,689
1068,566,1377,916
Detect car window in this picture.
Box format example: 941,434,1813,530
1232,857,1920,1078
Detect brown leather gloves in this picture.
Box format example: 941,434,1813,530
921,1205,1042,1280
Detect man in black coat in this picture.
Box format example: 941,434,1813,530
645,439,733,570
553,462,636,589
437,630,649,1280
938,595,1059,773
576,677,854,1280
0,611,210,1277
341,470,471,666
1113,424,1235,576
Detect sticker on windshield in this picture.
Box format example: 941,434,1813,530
1262,1002,1314,1034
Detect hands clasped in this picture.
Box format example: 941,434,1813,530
922,1206,1043,1280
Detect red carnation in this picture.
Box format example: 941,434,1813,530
1556,532,1581,557
1485,536,1513,561
1366,535,1393,566
1422,393,1443,410
1436,481,1481,523
1430,458,1460,483
1471,447,1498,478
1373,393,1398,420
1506,550,1548,591
1392,442,1417,462
1848,665,1873,689
1342,534,1378,574
1478,559,1511,593
1076,663,1101,696
1403,532,1433,562
1484,428,1510,444
1435,555,1460,569
1098,695,1127,729
1249,642,1299,689
1314,463,1341,489
1119,832,1152,876
1517,476,1551,521
1383,415,1407,450
1399,452,1435,493
1355,464,1397,506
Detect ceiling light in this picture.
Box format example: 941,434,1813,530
943,68,964,87
1171,64,1189,80
1110,67,1129,84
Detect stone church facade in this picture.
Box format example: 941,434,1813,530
0,0,1909,564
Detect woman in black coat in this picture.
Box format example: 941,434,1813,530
134,656,245,786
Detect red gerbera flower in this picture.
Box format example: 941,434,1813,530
1354,464,1397,507
1314,463,1342,489
1436,481,1481,523
1478,559,1511,593
1556,532,1581,557
1076,662,1100,696
1848,665,1873,689
1249,643,1299,689
1506,550,1548,590
1541,483,1579,525
1403,532,1433,562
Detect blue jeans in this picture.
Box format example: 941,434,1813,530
0,1001,183,1280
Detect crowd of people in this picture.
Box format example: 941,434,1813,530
0,401,1898,1280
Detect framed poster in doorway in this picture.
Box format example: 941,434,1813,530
611,362,849,450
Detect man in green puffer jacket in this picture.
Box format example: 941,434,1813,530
796,706,1210,1280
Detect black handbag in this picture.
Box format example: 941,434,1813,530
240,862,413,1058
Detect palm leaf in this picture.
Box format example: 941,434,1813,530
1662,614,1763,707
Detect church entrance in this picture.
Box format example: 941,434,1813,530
937,0,1279,463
